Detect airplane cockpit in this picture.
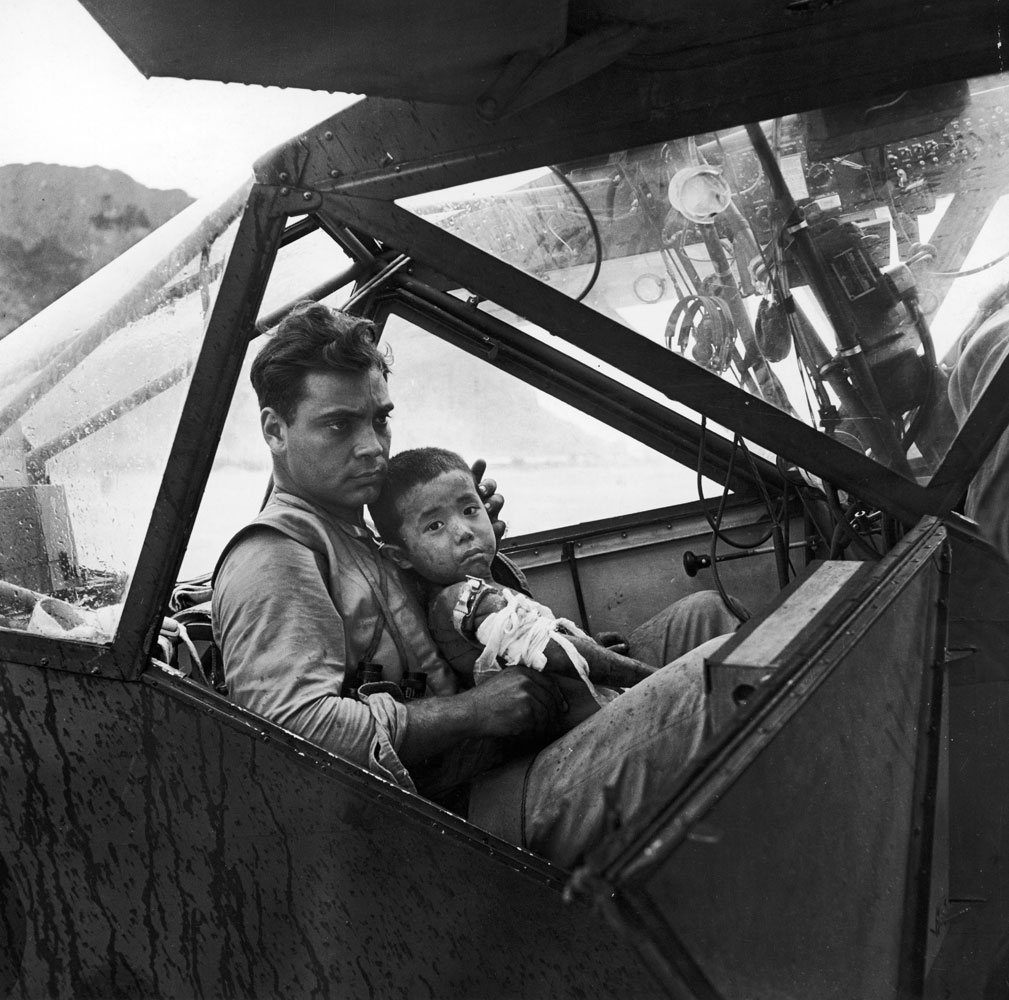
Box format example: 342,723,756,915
2,20,1009,1000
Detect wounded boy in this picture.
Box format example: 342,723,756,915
368,447,656,725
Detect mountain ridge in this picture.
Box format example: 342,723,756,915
0,162,194,337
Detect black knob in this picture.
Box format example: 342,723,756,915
683,550,712,577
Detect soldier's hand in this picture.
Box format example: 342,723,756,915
471,458,506,540
467,667,566,738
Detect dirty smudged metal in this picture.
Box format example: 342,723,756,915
0,660,664,998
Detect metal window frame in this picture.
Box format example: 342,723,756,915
0,184,289,680
249,72,1009,525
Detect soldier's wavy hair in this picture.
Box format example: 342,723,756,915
251,302,392,420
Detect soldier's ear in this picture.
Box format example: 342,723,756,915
261,407,287,455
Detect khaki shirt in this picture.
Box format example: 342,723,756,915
212,491,455,790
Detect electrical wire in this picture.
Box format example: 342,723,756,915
864,91,910,116
696,417,774,548
615,158,695,297
900,299,938,449
548,166,602,302
676,226,737,264
705,437,752,622
826,483,881,560
736,435,791,587
928,246,1009,278
708,519,751,624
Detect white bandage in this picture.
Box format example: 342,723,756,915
473,589,606,705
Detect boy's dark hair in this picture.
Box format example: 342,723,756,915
250,301,391,421
369,447,473,544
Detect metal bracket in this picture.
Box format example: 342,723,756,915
266,187,324,216
561,540,591,634
932,892,987,933
944,645,977,664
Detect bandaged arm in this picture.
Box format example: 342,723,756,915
463,582,656,690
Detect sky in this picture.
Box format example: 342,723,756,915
2,0,355,198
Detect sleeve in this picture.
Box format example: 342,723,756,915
213,529,415,790
950,318,1009,562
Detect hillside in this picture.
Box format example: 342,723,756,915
1,164,639,476
0,163,193,336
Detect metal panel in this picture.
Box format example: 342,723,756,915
0,658,662,998
576,520,947,999
510,504,798,638
924,524,1009,997
77,0,566,104
79,0,1005,123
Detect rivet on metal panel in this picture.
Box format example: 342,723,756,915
302,191,313,201
324,131,334,140
329,169,341,179
279,172,290,181
280,187,290,195
39,657,48,666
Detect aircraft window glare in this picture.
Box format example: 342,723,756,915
256,227,356,321
0,193,246,643
181,335,273,581
395,72,1009,487
180,234,359,581
461,291,779,470
375,313,725,538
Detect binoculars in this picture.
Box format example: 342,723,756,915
344,661,427,700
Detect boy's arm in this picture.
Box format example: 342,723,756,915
556,632,657,688
461,583,655,688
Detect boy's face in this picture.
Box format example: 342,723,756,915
390,469,497,585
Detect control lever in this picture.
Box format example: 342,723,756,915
683,541,808,577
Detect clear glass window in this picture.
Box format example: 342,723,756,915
0,181,250,641
397,73,1009,485
181,225,358,579
379,313,714,537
